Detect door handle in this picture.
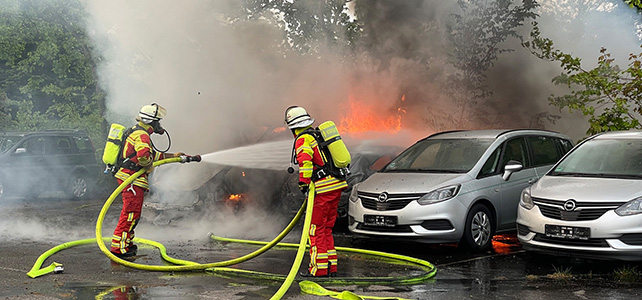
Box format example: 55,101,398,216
528,178,537,184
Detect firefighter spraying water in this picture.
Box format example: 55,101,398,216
103,103,200,258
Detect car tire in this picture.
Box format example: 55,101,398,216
461,204,494,251
68,173,91,200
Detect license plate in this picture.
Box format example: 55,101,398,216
545,224,590,240
364,215,397,227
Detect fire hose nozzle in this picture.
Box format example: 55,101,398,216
180,155,202,163
53,265,64,274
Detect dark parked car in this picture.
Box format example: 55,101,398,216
0,130,102,200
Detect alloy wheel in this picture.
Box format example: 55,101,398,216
471,211,491,247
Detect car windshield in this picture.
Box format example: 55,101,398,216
550,138,642,179
382,138,494,173
0,135,21,153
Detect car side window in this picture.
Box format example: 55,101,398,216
478,147,501,177
528,136,559,167
72,136,93,153
47,136,73,155
501,138,529,168
558,138,573,154
22,137,46,155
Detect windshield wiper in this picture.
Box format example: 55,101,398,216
550,172,642,179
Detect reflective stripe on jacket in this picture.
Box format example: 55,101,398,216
114,122,164,190
294,126,347,194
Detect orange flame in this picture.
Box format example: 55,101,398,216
273,127,286,133
492,234,520,255
228,194,243,202
337,95,406,134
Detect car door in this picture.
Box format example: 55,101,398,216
498,137,537,230
10,136,48,194
45,135,75,185
527,136,567,178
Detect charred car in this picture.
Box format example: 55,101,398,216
142,140,401,231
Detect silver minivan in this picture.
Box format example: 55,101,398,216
517,130,642,261
348,129,574,251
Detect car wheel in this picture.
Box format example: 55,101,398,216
69,173,90,200
461,204,494,251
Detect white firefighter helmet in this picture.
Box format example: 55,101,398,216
285,106,314,129
138,103,167,124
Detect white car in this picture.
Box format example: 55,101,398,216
517,130,642,261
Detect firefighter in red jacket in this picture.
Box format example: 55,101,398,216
110,103,185,258
285,106,348,277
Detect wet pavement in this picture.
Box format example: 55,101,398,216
1,196,642,300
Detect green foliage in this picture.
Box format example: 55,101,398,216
238,0,357,55
0,0,105,144
446,0,539,126
624,0,642,10
523,22,642,135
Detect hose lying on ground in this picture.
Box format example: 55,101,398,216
27,157,437,299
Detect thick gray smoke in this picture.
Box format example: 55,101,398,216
77,1,642,239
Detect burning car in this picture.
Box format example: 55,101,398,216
142,139,402,231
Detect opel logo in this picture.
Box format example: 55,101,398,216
377,192,389,203
563,200,577,211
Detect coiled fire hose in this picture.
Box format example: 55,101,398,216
27,157,437,300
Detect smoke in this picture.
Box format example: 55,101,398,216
75,1,642,241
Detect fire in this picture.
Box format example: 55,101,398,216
491,234,521,255
273,127,286,133
337,95,406,134
228,194,243,202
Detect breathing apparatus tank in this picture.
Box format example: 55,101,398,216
102,123,126,173
317,121,351,168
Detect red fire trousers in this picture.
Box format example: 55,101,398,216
110,180,145,255
308,188,344,276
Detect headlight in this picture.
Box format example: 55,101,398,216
519,187,534,210
349,183,360,203
417,185,460,205
615,197,642,216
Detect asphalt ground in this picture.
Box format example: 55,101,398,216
1,195,642,300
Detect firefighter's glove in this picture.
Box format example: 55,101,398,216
298,182,309,195
144,165,155,174
173,152,185,158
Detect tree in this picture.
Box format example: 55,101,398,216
0,0,105,143
523,22,642,135
446,0,538,127
237,0,357,55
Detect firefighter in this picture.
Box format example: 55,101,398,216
285,106,348,277
110,103,187,258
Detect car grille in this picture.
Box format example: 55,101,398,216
516,223,531,236
532,197,626,221
420,219,454,230
356,223,413,233
533,234,609,247
358,191,423,211
619,234,642,246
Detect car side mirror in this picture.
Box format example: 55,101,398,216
502,160,523,181
14,148,26,154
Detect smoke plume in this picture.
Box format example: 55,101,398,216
76,1,642,239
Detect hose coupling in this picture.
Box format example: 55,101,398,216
180,155,202,163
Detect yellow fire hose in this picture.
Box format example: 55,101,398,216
27,157,436,300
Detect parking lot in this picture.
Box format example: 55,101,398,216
1,196,641,300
